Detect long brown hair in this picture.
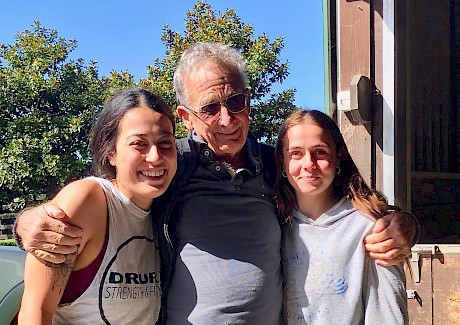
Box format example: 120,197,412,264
274,109,389,223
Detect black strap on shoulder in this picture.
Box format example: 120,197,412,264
154,137,199,325
152,138,198,217
171,138,198,190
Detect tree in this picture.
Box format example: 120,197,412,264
0,3,298,212
141,1,297,143
0,22,107,212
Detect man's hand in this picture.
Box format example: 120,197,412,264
364,211,418,266
16,203,83,264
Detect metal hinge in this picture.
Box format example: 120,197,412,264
411,245,439,283
406,289,423,306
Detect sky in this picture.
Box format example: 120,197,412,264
0,0,325,110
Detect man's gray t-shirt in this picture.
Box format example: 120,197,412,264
166,145,283,324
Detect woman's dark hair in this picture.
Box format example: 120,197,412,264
90,88,174,179
274,109,389,223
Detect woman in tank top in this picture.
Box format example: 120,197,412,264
19,88,177,324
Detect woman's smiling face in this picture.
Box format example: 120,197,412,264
283,121,339,202
109,106,177,210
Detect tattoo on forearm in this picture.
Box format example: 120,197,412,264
46,263,73,294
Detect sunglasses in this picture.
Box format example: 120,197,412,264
186,92,250,120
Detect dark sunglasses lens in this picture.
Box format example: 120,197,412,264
226,93,247,113
200,103,221,116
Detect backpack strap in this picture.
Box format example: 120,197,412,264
152,138,198,221
153,137,199,325
170,138,198,193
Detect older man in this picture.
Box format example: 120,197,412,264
15,42,417,324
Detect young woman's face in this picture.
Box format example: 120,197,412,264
109,107,177,210
283,121,339,202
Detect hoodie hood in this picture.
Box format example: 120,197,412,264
292,197,356,227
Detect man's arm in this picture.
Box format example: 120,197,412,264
14,203,83,264
364,211,419,266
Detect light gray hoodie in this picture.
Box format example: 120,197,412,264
282,198,408,325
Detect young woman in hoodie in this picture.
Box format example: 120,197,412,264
275,109,408,325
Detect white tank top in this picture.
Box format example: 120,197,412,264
53,177,161,324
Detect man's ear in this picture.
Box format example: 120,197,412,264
177,105,194,131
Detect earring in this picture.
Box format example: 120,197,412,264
336,166,341,175
282,170,287,178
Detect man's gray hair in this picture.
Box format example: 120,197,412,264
173,42,248,106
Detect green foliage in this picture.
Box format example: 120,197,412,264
0,22,107,212
102,70,137,97
142,1,297,144
0,3,298,213
0,239,17,246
